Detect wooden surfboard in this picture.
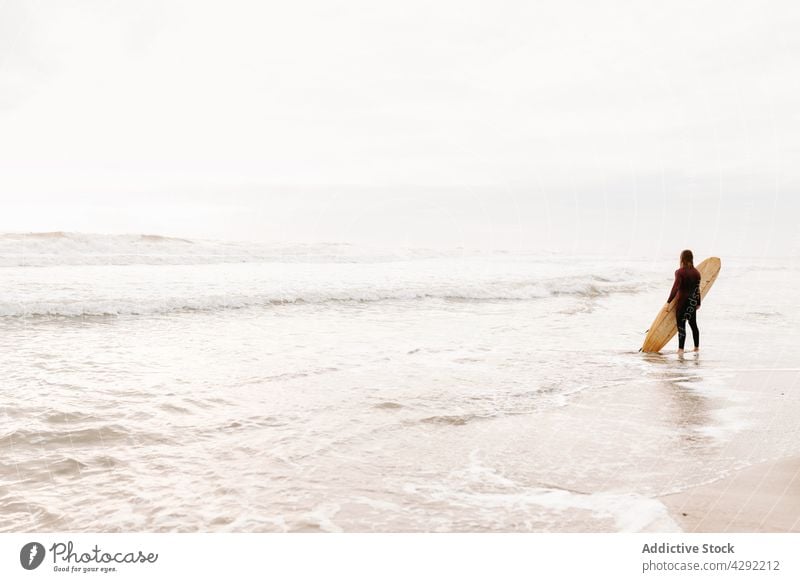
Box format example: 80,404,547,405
640,257,722,353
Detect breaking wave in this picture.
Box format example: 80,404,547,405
0,277,645,318
0,232,651,318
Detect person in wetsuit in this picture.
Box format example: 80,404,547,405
666,249,701,355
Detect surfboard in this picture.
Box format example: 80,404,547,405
640,257,722,353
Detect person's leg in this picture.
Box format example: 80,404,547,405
676,308,687,351
688,309,699,349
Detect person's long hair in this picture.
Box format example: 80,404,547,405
680,249,694,269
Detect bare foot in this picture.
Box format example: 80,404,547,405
677,349,685,357
693,347,700,352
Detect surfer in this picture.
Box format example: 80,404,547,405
665,249,701,355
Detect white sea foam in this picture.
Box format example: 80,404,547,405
403,464,682,533
0,285,644,318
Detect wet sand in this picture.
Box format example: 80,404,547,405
661,456,800,532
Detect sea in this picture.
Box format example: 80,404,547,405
1,232,799,532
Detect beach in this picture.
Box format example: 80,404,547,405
663,455,800,533
2,233,799,532
657,370,800,533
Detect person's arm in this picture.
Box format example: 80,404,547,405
666,270,681,309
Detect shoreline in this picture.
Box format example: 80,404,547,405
660,456,800,532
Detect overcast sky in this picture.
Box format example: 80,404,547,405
1,1,798,255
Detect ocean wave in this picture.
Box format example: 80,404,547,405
0,425,131,447
0,279,645,318
0,232,653,318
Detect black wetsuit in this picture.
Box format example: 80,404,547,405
668,266,701,350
